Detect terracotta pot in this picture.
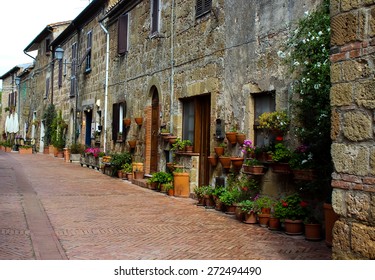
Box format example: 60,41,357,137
173,172,190,197
284,219,304,235
208,156,218,167
305,223,322,241
204,195,215,209
219,156,231,169
236,133,246,145
270,162,291,174
185,145,193,153
225,204,236,215
214,146,224,156
258,213,270,227
134,171,145,179
323,203,339,247
244,165,264,174
168,136,177,144
243,212,258,224
168,189,174,196
134,117,143,126
261,207,271,214
293,169,317,181
268,217,280,230
225,132,237,145
128,140,137,149
19,148,33,155
123,118,131,127
230,157,244,170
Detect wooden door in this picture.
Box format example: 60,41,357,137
195,95,210,186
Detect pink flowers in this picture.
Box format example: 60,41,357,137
84,147,101,158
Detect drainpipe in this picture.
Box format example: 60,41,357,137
170,0,175,134
100,21,109,153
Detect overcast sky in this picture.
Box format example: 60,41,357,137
0,0,90,89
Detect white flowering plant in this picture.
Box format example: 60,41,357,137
278,0,331,190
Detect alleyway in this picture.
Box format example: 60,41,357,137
0,151,331,260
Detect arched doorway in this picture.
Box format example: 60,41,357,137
150,87,159,173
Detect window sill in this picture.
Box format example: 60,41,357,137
175,151,200,156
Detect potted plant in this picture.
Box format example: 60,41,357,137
254,196,275,227
219,153,232,170
171,138,185,152
207,155,218,167
202,185,215,208
241,139,255,158
18,145,33,154
164,183,174,196
240,199,257,224
243,158,264,174
304,215,322,241
214,142,226,157
225,126,238,145
194,185,206,206
269,143,292,173
110,152,132,177
212,186,225,211
218,187,241,214
184,140,193,152
230,155,244,171
257,111,290,134
122,163,133,180
128,140,137,149
275,193,309,235
289,144,316,181
70,143,85,162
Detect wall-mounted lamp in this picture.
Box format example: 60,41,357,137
54,45,65,60
15,77,20,86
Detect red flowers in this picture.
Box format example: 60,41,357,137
282,200,288,207
275,136,284,142
300,201,308,207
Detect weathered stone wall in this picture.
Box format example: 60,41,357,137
330,0,375,259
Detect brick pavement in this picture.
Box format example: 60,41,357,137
0,151,332,260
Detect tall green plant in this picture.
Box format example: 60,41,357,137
279,0,332,195
43,104,56,146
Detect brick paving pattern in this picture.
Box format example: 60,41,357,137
0,151,332,260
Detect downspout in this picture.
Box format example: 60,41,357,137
100,21,109,154
23,50,36,61
170,0,175,133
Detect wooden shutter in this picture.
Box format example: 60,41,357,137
151,0,159,34
118,14,128,54
196,0,212,17
112,103,119,141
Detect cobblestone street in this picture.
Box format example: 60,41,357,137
0,151,332,260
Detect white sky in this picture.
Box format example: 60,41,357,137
0,0,91,89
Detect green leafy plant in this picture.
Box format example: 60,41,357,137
110,152,132,171
253,196,275,214
270,143,292,162
239,199,256,213
150,171,173,187
274,193,309,221
219,187,241,206
122,163,132,173
70,143,85,154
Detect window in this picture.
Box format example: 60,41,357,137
196,0,212,18
70,43,77,97
118,13,129,54
112,102,126,141
182,99,195,143
252,92,276,146
85,31,92,72
151,0,160,35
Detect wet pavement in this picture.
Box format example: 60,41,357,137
0,151,332,260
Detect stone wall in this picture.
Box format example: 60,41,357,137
330,0,375,259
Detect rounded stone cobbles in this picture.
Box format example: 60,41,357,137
0,151,332,260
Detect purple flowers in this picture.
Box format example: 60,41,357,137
241,139,255,156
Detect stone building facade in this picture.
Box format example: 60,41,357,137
330,0,375,259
